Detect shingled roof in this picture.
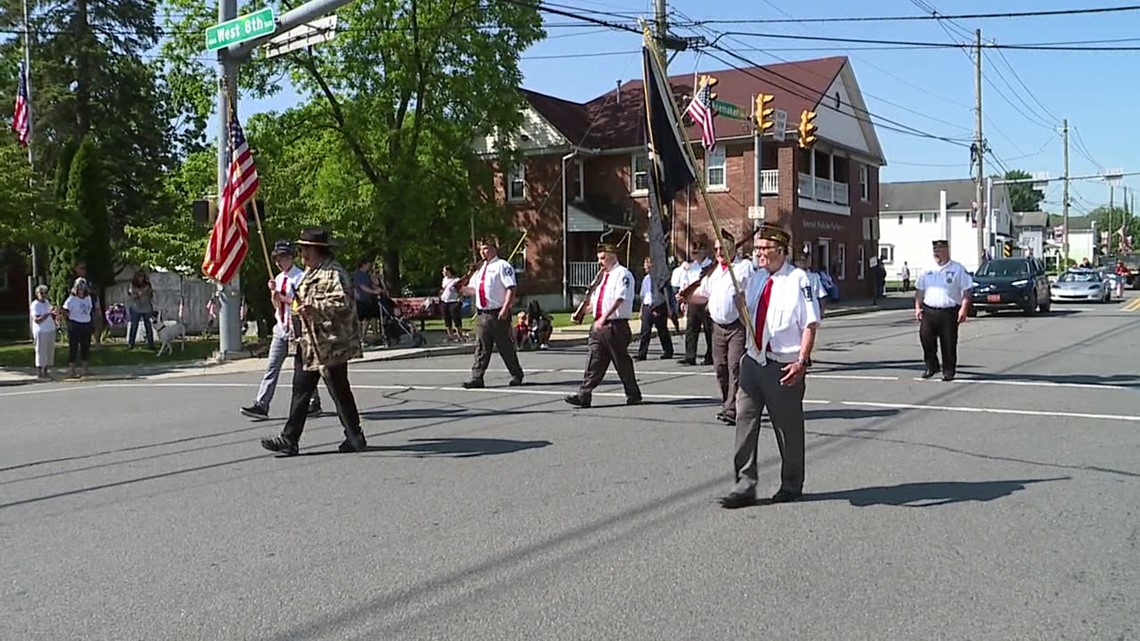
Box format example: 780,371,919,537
521,56,854,153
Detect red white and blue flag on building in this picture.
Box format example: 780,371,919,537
202,106,259,285
12,62,29,147
684,79,716,151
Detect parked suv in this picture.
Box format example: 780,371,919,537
970,257,1052,315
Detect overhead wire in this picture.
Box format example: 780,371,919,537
683,5,1140,25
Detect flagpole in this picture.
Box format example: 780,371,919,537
641,21,754,343
21,0,39,301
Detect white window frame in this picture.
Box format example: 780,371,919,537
859,164,869,201
878,244,894,264
857,245,866,280
706,147,727,189
631,153,649,193
572,159,584,202
836,244,847,280
507,163,525,202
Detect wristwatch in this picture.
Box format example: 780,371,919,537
797,357,809,367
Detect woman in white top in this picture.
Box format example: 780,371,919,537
439,265,468,342
29,284,56,380
62,277,95,378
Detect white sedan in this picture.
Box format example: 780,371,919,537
1051,269,1113,303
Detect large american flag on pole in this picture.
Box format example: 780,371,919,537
202,106,258,284
12,62,29,147
684,79,716,151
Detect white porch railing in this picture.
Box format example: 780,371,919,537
798,173,849,207
834,182,849,205
761,169,779,195
568,261,600,287
798,172,813,199
814,177,833,203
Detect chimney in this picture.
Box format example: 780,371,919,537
616,80,621,105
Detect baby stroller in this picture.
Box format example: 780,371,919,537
376,294,427,348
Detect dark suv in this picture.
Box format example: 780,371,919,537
970,257,1052,315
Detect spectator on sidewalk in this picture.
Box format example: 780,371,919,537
127,270,156,351
74,262,103,348
29,284,56,380
62,278,94,378
901,261,911,292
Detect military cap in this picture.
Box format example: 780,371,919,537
718,228,735,245
597,242,618,254
756,222,791,248
271,240,294,256
933,239,949,248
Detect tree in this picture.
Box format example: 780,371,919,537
1088,205,1140,254
1002,169,1045,213
49,137,113,304
161,0,545,291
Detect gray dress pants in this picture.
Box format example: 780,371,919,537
731,355,806,497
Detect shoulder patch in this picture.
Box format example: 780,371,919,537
503,265,513,277
622,275,631,288
802,285,814,301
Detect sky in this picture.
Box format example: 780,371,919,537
240,0,1140,217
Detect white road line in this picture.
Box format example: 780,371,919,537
841,400,1140,423
349,367,898,381
911,377,1131,391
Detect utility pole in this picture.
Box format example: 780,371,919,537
973,29,986,267
654,0,666,44
1062,118,1070,262
216,0,242,356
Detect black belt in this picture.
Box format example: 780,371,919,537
922,304,959,310
477,308,502,315
600,318,629,325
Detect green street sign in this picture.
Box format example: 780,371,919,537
710,98,748,121
206,7,276,51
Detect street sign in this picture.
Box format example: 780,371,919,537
772,108,787,142
747,205,765,220
264,15,338,59
710,98,748,121
1103,168,1124,186
1031,171,1050,192
206,7,276,51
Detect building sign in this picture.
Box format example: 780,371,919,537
802,219,844,232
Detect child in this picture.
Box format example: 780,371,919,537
514,311,531,349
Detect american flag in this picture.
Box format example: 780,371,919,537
12,62,29,147
202,107,258,284
685,80,716,150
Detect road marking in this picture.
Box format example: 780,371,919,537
1122,297,1140,312
841,400,1140,423
911,377,1133,391
348,368,899,381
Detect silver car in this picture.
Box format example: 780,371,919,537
1051,269,1112,303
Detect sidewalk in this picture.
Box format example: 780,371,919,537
0,294,912,387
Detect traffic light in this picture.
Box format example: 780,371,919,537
797,109,818,149
754,93,774,133
698,74,718,101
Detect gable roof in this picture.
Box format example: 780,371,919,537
520,56,882,161
881,179,978,212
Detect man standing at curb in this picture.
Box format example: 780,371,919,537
460,237,524,389
565,243,641,408
241,241,322,420
261,228,366,457
721,223,819,509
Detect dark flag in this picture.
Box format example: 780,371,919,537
641,44,696,206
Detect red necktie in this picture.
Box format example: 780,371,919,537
594,271,610,318
477,265,488,308
754,276,774,353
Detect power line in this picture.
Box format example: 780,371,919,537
716,30,1140,51
684,4,1140,25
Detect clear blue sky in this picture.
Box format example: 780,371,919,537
244,0,1140,216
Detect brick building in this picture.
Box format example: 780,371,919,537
475,56,887,310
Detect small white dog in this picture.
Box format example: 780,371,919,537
156,309,187,357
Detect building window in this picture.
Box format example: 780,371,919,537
507,163,525,202
632,153,648,192
857,245,866,280
897,215,903,225
706,147,726,188
860,165,869,201
834,91,841,109
919,212,940,224
836,244,846,280
571,159,584,202
879,244,894,264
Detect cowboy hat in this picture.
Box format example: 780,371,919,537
295,228,337,247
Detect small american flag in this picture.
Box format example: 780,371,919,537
202,106,258,284
685,81,716,151
12,62,29,147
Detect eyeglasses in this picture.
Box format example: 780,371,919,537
754,244,782,252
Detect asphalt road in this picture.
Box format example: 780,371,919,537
3,295,1139,641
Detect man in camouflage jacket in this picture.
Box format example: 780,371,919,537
261,228,367,457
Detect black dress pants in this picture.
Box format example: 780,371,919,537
281,351,364,445
636,303,673,358
919,305,960,374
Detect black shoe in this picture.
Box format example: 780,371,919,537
509,377,524,387
338,434,367,453
659,353,674,359
462,379,485,389
701,356,714,365
678,358,697,366
241,404,269,420
260,435,298,456
633,355,647,361
307,403,322,417
720,492,757,509
942,371,956,382
770,489,802,503
564,394,591,408
921,367,940,379
626,396,643,406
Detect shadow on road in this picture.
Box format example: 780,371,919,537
811,358,981,374
805,408,899,421
364,437,552,459
801,477,1069,507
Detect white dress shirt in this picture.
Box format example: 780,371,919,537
744,262,820,365
272,266,306,339
696,259,755,324
471,258,517,310
670,264,689,290
916,260,974,308
640,274,654,306
590,264,635,320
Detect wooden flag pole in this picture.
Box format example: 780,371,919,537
640,22,755,343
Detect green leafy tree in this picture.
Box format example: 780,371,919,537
1089,205,1140,254
1002,169,1046,213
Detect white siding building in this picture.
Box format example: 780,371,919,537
878,178,1014,275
